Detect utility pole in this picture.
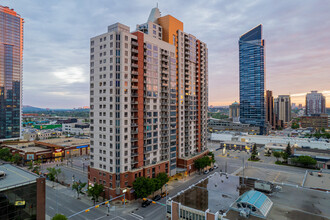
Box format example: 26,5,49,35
165,184,168,216
242,157,245,185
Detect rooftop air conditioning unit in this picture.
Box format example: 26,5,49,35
239,208,251,218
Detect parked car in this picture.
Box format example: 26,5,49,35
142,200,152,207
204,169,209,174
209,167,214,172
153,195,161,201
214,164,218,169
161,192,169,198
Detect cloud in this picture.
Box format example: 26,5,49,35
1,0,330,108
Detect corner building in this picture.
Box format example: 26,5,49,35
89,8,208,199
0,6,24,140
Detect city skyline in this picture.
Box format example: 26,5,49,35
2,0,330,108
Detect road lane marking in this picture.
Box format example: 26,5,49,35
130,213,144,219
273,172,281,182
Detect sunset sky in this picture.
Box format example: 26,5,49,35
2,0,330,108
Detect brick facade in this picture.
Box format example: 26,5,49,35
36,177,46,220
88,160,169,200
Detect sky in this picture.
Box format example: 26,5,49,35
2,0,330,108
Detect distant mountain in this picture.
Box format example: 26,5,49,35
23,105,46,112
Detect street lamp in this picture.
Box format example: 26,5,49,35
165,184,168,216
122,189,127,209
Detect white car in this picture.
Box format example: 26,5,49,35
204,169,209,174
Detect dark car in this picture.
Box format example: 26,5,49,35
153,195,161,201
142,200,152,207
209,167,214,172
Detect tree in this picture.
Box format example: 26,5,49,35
0,148,12,161
281,152,289,163
194,159,202,174
273,151,281,162
51,214,68,220
87,183,104,204
47,167,62,187
285,143,292,157
132,177,155,199
72,181,87,199
27,161,34,170
296,156,317,167
12,154,23,165
250,144,259,161
156,172,169,194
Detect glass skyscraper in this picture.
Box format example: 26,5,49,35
0,6,24,140
239,24,266,134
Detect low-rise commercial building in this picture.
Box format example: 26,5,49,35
2,137,90,163
292,148,330,169
0,164,45,220
208,118,260,134
220,141,254,151
300,114,328,129
23,129,62,141
62,123,90,135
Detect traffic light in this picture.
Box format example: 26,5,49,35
105,201,109,205
152,201,156,204
85,209,90,213
143,198,147,201
95,205,99,208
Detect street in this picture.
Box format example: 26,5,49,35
45,150,310,219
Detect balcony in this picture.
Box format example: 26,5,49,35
131,63,139,68
131,41,138,47
132,49,138,54
132,70,138,75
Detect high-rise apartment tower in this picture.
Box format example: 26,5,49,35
305,91,326,115
265,90,275,129
0,6,24,140
275,95,291,123
239,24,266,134
88,8,208,199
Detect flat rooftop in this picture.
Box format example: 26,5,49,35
172,172,240,213
169,172,330,219
36,137,90,147
226,184,330,220
0,164,38,191
303,170,330,191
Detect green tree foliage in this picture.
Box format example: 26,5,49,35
291,156,317,167
156,173,169,193
285,143,292,156
208,152,216,163
194,156,212,173
0,148,12,161
291,123,299,129
12,154,23,165
72,181,87,199
281,152,289,163
27,161,34,170
87,183,104,203
132,172,169,198
51,214,68,220
133,177,155,199
47,167,62,186
249,144,259,161
273,151,281,162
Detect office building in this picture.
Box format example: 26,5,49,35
265,90,276,129
239,24,266,134
229,101,239,122
275,95,291,123
300,114,328,129
305,91,326,115
0,164,45,220
0,6,24,140
89,7,208,199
